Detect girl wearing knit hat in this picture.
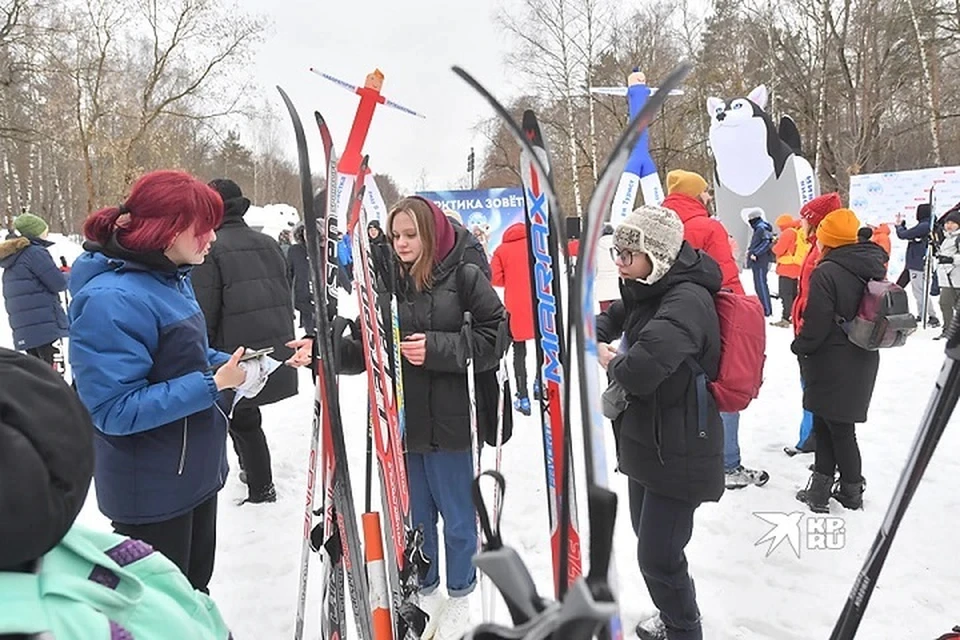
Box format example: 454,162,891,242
597,205,724,640
791,208,887,512
0,213,69,367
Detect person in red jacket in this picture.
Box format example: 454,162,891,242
662,170,767,490
661,170,745,295
784,191,843,457
491,222,536,416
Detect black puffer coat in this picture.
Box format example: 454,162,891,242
791,242,887,423
192,196,298,406
396,226,505,452
597,243,724,505
286,241,314,332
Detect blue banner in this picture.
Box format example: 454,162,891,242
415,187,525,255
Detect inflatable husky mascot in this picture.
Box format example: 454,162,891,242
707,84,818,257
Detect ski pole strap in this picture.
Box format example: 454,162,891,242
472,470,505,551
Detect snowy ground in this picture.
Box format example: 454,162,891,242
3,243,959,638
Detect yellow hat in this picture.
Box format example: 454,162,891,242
817,208,860,248
666,170,709,198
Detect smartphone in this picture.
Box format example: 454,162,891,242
208,347,274,371
239,347,274,361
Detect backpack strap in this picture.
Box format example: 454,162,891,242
823,260,870,326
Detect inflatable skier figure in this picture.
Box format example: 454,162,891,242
603,69,683,226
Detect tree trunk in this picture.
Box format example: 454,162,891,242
2,151,13,231
904,0,942,165
558,0,583,214
583,0,599,184
586,73,598,185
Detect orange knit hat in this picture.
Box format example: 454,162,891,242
817,208,861,248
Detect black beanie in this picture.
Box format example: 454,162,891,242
208,178,243,201
944,211,960,227
858,227,874,242
0,348,95,569
208,178,250,219
917,203,932,221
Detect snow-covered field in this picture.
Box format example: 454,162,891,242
2,238,959,638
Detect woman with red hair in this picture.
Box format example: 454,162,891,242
67,170,310,593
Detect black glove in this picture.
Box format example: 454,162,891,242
939,255,954,265
331,316,365,376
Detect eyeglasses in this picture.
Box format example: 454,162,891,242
610,246,635,266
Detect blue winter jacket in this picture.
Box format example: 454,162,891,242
0,237,68,351
895,218,931,272
68,240,231,525
748,218,775,267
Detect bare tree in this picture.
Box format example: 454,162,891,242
498,0,587,214
904,0,942,164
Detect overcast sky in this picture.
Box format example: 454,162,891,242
243,0,519,195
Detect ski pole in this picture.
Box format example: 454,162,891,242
830,311,960,638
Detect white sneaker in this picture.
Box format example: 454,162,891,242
435,595,471,640
418,590,447,640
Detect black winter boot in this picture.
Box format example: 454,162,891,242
241,483,277,505
796,472,832,513
832,479,865,510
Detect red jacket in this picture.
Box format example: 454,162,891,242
791,241,821,336
491,223,535,342
662,193,745,295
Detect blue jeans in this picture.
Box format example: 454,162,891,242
798,377,814,449
751,265,772,316
721,412,740,471
407,451,478,596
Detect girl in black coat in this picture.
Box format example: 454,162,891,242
792,208,887,512
597,206,723,640
373,196,505,637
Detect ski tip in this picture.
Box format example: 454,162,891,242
451,65,477,88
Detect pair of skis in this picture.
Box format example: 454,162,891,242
450,60,692,639
278,88,373,640
280,89,432,640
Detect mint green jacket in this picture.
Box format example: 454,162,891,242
0,524,231,639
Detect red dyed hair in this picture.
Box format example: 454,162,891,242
84,170,223,253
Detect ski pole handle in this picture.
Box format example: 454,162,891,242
462,311,475,363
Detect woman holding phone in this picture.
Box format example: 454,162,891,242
68,170,309,593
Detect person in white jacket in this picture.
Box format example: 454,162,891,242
597,225,621,311
935,210,960,337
